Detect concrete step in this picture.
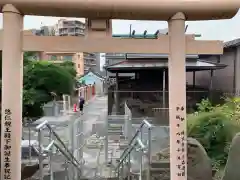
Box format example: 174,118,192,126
108,125,123,129
108,128,122,131
108,129,122,132
149,167,170,175
108,130,123,135
149,161,170,177
108,126,123,133
150,161,170,169
108,128,122,132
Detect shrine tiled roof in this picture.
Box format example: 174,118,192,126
106,59,227,73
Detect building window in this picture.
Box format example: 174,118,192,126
51,55,57,61
78,64,81,68
69,28,75,33
75,21,81,25
63,55,73,61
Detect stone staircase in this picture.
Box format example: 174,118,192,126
148,161,170,180
108,124,123,136
104,113,171,180
121,160,170,180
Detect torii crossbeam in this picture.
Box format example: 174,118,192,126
0,1,238,180
0,31,224,54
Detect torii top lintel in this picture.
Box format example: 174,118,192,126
0,0,238,21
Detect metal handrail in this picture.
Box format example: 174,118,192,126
36,120,81,166
42,140,82,173
115,119,152,180
136,138,146,150
116,138,144,169
53,142,82,172
36,120,84,180
76,139,87,151
117,119,152,165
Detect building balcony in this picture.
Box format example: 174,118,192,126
84,62,97,66
47,54,73,62
58,23,85,29
48,60,65,63
83,56,96,60
47,59,74,64
59,33,68,36
84,67,90,72
68,31,85,36
62,25,85,29
105,53,126,59
84,59,97,65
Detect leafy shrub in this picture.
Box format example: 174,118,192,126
196,98,213,112
187,110,240,168
219,97,240,125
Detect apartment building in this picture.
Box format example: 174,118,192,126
31,25,55,36
83,52,97,73
54,19,85,36
38,52,97,76
53,19,97,75
31,19,99,76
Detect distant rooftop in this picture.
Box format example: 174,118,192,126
112,34,158,39
112,28,168,39
224,38,240,48
112,26,201,39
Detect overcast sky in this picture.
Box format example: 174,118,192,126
0,10,240,42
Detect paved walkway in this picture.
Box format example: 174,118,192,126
82,95,107,136
22,95,108,179
78,95,108,178
23,95,107,142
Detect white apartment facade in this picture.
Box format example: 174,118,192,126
54,19,85,36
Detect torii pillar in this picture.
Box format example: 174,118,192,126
168,12,187,179
1,4,23,180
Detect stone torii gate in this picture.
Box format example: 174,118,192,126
0,1,238,180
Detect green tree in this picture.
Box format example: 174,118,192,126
0,52,76,118
23,60,75,118
57,61,77,77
